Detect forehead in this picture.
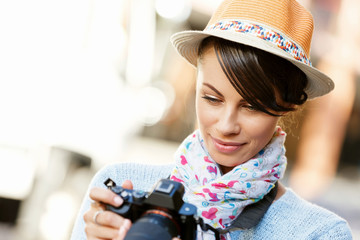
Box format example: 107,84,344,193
197,47,226,82
197,43,216,66
196,47,244,97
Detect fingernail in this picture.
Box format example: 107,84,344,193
114,196,123,206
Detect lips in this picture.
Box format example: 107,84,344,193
211,137,245,153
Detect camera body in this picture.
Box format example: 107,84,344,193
104,178,200,240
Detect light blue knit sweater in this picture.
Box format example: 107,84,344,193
70,162,353,239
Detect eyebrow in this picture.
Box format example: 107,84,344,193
203,83,224,97
203,82,250,105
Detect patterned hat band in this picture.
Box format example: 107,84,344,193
205,20,312,66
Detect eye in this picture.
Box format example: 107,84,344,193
242,104,259,112
201,95,221,104
244,105,256,111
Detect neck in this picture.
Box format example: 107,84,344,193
274,182,286,201
219,164,233,174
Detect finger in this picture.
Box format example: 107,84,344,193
84,208,102,225
85,222,120,239
87,236,107,240
90,187,123,207
90,200,105,209
116,219,132,240
121,180,133,190
94,210,130,229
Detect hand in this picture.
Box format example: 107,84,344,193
83,180,134,240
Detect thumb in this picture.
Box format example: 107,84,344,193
121,180,133,190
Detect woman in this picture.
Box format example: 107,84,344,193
71,0,353,239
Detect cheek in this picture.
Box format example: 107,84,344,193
196,100,217,128
246,116,279,145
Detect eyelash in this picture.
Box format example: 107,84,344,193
243,105,257,111
201,95,221,104
202,95,259,111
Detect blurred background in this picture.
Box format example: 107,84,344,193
0,0,359,239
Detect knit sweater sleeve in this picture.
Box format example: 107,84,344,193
70,162,174,240
317,221,353,240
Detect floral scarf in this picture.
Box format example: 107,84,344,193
170,127,287,239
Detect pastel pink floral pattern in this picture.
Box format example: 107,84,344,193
170,127,287,239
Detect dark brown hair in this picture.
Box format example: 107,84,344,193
198,37,308,116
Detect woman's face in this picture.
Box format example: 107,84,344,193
196,47,280,174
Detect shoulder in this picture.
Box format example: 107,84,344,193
251,188,353,239
90,162,175,191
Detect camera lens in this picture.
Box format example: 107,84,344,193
124,210,179,240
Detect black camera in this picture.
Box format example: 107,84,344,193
104,178,218,240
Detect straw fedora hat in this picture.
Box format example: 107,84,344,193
171,0,334,99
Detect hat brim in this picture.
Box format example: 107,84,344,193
171,30,334,99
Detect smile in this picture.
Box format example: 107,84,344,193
211,137,245,154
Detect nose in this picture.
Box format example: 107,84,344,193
217,105,241,136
